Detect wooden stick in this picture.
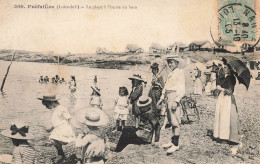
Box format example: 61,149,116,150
1,52,16,92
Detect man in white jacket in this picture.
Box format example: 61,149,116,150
157,55,186,154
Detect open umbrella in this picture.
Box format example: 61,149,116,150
222,56,251,89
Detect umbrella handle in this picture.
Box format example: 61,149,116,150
156,65,167,78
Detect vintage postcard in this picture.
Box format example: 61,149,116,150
0,0,260,163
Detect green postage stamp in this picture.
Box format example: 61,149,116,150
218,0,256,42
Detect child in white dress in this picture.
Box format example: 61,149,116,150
90,86,103,109
114,86,129,131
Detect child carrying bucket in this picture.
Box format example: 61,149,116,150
113,86,129,131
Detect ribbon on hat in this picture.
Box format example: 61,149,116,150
10,124,29,137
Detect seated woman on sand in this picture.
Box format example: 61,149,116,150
112,96,160,152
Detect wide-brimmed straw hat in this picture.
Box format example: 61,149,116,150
163,54,182,62
1,122,33,140
137,96,152,107
128,74,144,82
163,54,187,68
91,86,101,96
84,108,109,126
37,95,59,102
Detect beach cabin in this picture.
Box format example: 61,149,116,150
149,43,166,54
189,41,212,51
167,42,188,53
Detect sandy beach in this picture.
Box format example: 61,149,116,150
0,51,259,163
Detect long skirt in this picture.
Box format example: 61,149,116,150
210,80,216,91
131,101,140,117
213,91,240,143
148,87,162,116
205,82,211,94
194,78,203,95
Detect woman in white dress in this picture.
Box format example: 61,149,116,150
213,63,241,154
193,67,203,95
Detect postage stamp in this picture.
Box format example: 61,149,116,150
218,0,256,42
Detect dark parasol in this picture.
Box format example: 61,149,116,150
221,56,251,89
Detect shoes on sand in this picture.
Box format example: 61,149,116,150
162,142,179,154
162,142,173,149
167,145,179,154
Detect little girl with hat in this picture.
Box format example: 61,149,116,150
0,122,37,164
114,86,129,131
90,86,103,109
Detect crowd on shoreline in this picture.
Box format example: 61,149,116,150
0,54,250,163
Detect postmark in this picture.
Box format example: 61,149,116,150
218,0,256,42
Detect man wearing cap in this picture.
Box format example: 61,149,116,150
157,55,186,154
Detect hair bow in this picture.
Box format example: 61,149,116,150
10,124,29,137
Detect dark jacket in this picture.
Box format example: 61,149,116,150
129,84,143,116
148,75,164,116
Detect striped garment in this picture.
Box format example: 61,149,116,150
13,144,37,164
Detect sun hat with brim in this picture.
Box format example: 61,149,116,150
1,124,33,140
128,74,144,82
84,108,109,126
137,96,152,107
91,86,101,96
163,54,187,69
37,95,59,102
163,54,182,61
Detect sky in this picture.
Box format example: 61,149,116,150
0,0,251,54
